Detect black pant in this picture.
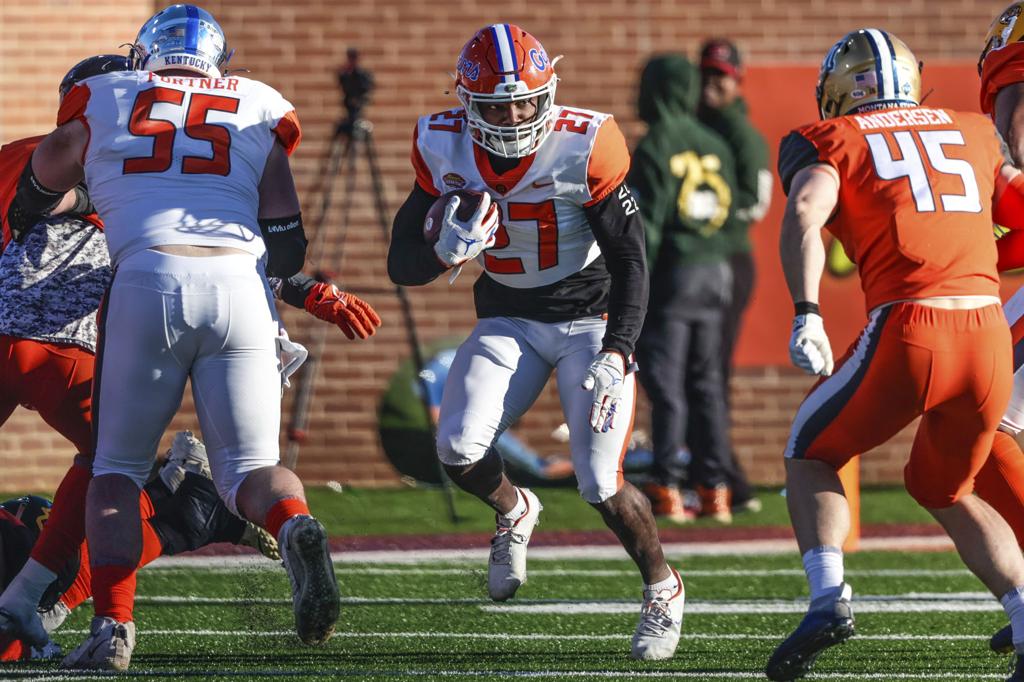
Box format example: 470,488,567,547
718,250,756,502
637,261,732,489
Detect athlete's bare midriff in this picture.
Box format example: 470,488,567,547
149,245,251,257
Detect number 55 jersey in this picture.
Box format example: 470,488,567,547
778,106,1005,313
55,71,301,266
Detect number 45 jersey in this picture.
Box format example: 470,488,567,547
412,105,630,319
56,71,301,267
778,107,1005,313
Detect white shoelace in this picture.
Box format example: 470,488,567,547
637,595,675,636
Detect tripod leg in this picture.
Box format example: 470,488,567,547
364,130,461,525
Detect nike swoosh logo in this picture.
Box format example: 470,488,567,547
532,180,554,189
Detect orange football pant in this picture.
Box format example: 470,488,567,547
786,303,1011,508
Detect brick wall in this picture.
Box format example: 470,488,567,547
0,0,998,491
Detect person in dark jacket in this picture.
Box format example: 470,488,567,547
629,54,737,523
697,39,772,514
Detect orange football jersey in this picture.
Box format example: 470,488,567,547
779,107,1005,313
980,36,1024,115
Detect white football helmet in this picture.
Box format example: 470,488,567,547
129,4,232,78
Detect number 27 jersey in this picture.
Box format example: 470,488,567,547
57,71,301,267
778,107,1005,312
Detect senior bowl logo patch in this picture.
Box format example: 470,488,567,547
443,173,466,189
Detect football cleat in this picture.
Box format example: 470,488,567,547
993,623,1014,654
60,617,135,671
158,430,212,493
240,521,281,561
766,583,855,681
39,600,72,635
488,488,542,601
642,483,696,524
631,567,685,661
280,516,340,645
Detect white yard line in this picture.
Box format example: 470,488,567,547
327,567,972,577
145,535,953,570
7,670,1007,680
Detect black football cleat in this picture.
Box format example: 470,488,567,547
993,624,1014,654
765,583,855,681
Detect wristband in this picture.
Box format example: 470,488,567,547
794,301,820,316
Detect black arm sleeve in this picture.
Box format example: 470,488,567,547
777,131,823,196
584,182,649,358
387,184,447,286
258,214,307,278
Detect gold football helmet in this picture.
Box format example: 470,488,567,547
816,29,922,119
980,3,1024,75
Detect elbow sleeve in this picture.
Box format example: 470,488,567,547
259,213,307,278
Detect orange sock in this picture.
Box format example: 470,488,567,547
263,497,310,540
975,430,1024,548
91,564,136,622
29,461,91,573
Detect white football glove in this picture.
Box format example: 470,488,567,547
789,313,834,376
581,351,626,433
433,193,499,268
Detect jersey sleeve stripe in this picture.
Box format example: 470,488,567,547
584,118,630,207
56,83,91,127
272,110,302,156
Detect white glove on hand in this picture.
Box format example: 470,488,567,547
581,351,626,433
789,313,834,376
433,193,499,268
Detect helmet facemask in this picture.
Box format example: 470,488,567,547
458,78,557,158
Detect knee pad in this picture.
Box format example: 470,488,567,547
436,411,494,466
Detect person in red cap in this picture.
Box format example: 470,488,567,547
697,38,772,516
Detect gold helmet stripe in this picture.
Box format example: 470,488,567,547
865,28,898,101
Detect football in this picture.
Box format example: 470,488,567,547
423,189,488,244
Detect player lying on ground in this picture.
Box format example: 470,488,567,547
0,432,279,662
388,24,684,661
766,28,1024,682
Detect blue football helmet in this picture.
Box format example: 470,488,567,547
129,4,232,78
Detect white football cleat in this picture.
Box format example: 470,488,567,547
280,515,341,645
60,617,135,671
158,430,211,493
39,600,72,634
631,567,685,661
488,488,542,601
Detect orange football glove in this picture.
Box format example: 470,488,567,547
303,282,382,340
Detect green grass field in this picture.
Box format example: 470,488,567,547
3,550,1014,681
3,487,1010,681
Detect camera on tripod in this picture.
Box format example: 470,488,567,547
337,47,374,130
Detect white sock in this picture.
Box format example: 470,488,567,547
500,488,528,523
644,567,679,597
0,558,58,609
802,546,844,603
1001,586,1024,655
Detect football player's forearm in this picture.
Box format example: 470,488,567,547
587,185,649,357
779,165,837,304
388,186,447,286
272,272,317,309
31,122,87,192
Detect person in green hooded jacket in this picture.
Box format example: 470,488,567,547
697,39,772,514
628,53,738,523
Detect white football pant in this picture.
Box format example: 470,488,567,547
91,249,283,515
436,315,635,503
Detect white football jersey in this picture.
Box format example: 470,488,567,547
57,71,301,266
413,105,630,288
